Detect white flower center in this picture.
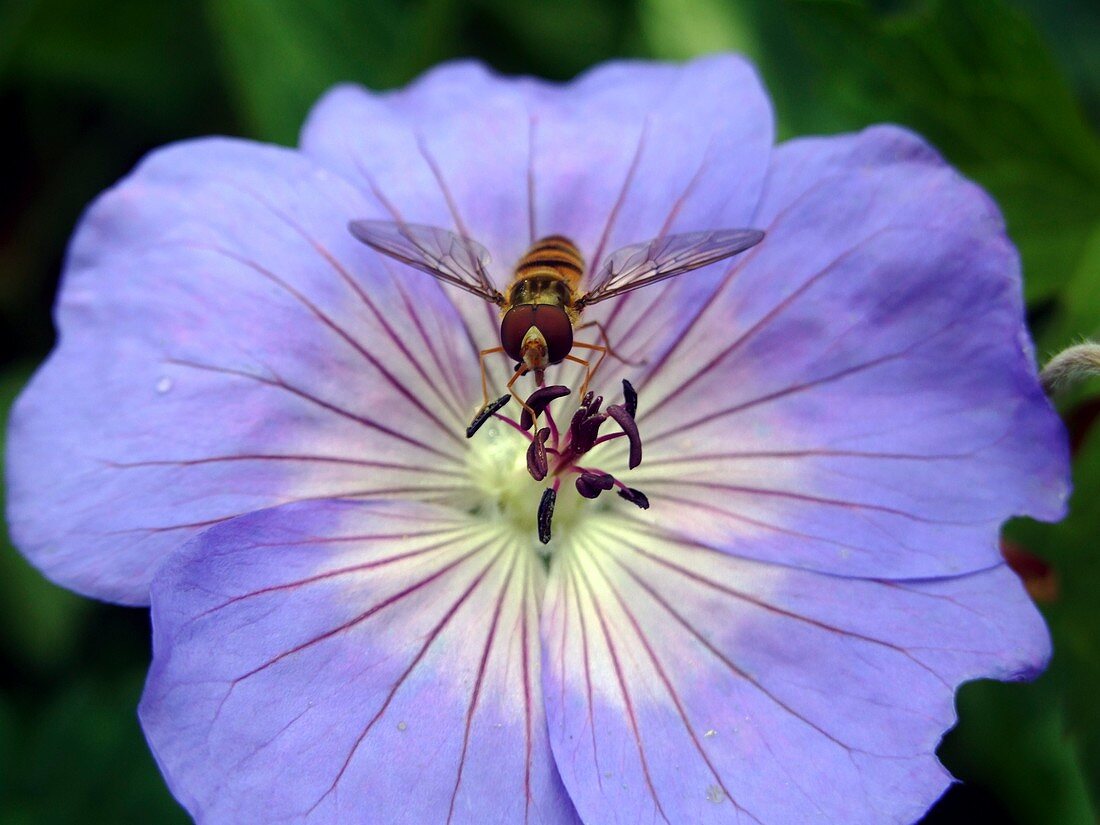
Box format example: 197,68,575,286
461,418,593,553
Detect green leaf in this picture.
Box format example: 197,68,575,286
3,0,227,128
642,0,1100,307
1013,0,1100,131
1009,418,1100,812
938,677,1095,825
205,0,459,144
3,667,189,823
783,0,1100,305
641,0,759,58
1037,222,1100,352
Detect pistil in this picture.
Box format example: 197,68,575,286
467,378,647,544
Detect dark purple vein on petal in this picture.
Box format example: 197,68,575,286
104,452,465,478
639,444,989,471
225,706,313,777
636,489,956,569
637,244,870,424
447,546,522,824
307,536,512,813
234,184,473,429
187,241,467,436
590,539,932,760
623,241,781,402
352,155,490,407
566,561,602,790
165,358,464,464
598,131,720,353
659,479,990,527
620,495,888,562
645,344,914,446
636,211,923,420
630,171,865,404
108,485,468,538
219,537,499,697
413,135,503,361
195,529,469,621
520,553,535,824
349,156,484,399
582,548,763,825
417,134,473,240
609,527,951,691
589,119,650,279
390,273,469,415
571,556,671,825
222,194,473,435
872,577,995,622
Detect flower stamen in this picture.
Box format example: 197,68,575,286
537,486,557,544
527,427,551,481
606,404,641,469
466,394,511,438
575,470,615,499
520,385,571,431
622,378,638,418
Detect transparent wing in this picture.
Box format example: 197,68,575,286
348,220,504,304
578,229,764,307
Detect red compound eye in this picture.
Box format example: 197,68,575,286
500,305,535,362
500,305,573,364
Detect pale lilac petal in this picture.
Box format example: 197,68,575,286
6,139,481,604
593,126,1068,579
141,499,579,824
300,56,774,396
542,521,1049,823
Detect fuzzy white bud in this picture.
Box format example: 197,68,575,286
1040,342,1100,395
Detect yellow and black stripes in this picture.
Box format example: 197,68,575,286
514,236,585,283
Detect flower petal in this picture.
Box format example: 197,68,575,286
6,139,482,604
542,519,1049,823
302,56,772,268
300,57,774,397
600,126,1068,579
140,499,579,824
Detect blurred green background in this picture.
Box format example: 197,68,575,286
2,0,1098,821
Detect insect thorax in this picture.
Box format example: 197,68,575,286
509,236,584,307
507,274,574,311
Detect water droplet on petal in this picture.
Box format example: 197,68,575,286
155,377,173,394
706,784,725,803
396,721,407,732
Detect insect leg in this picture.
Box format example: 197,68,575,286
574,319,644,366
478,346,506,406
506,366,537,424
564,352,599,399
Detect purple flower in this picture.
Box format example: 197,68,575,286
5,55,1069,823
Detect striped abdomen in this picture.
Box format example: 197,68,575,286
508,236,585,308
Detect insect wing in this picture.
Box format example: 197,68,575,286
348,220,503,304
579,229,764,306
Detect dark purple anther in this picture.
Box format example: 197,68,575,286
607,404,642,469
622,379,638,419
568,405,588,437
617,486,649,509
575,471,615,499
581,391,594,409
520,385,571,431
466,394,511,438
572,412,607,454
538,487,556,544
527,427,551,481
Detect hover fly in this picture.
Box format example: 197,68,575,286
348,220,764,428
